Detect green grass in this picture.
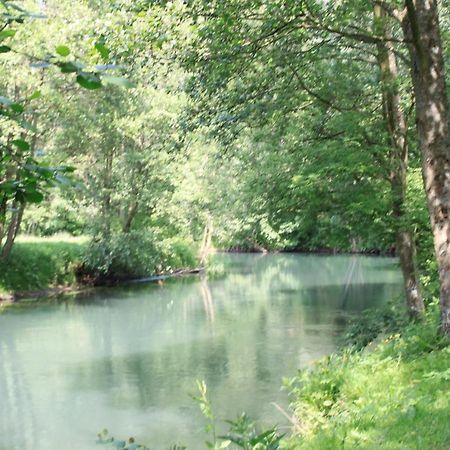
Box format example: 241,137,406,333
283,308,450,450
0,234,87,296
0,233,199,296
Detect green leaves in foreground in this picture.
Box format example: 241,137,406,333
55,45,71,57
0,160,75,205
192,380,283,449
96,429,149,449
0,29,17,40
76,72,102,90
75,73,136,90
220,413,284,450
31,43,135,90
95,41,110,61
11,139,30,151
96,389,283,450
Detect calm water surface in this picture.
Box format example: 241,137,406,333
0,254,403,450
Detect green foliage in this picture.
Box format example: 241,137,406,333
22,195,87,236
96,429,149,449
191,380,284,450
55,45,71,57
76,72,102,90
406,169,439,299
176,0,434,258
0,235,86,295
284,310,450,450
0,0,132,259
192,380,217,447
96,381,283,450
0,1,449,449
80,231,198,282
221,414,283,450
205,117,395,253
343,298,409,350
284,353,348,435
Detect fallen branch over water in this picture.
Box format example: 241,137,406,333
0,267,205,304
129,267,204,283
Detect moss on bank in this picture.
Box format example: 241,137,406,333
283,306,450,450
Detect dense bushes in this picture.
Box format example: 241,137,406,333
343,298,409,350
0,233,199,296
79,230,198,284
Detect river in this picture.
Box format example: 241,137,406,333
0,253,403,450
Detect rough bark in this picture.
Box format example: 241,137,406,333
402,0,450,336
374,4,424,318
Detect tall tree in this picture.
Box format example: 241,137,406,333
181,0,428,319
400,0,450,335
374,3,424,318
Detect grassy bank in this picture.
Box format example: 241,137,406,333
283,305,450,450
0,235,87,298
0,233,200,300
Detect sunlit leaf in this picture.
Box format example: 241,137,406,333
94,42,110,61
27,90,42,101
11,139,30,151
0,29,16,40
55,45,70,57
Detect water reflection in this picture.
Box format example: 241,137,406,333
0,254,402,450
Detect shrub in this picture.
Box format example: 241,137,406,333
79,230,198,283
343,298,409,350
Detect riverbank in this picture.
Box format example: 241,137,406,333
1,238,392,302
282,303,450,450
0,234,200,302
0,235,87,302
222,246,396,256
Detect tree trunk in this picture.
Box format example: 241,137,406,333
1,202,25,260
122,200,138,233
100,148,114,237
200,219,213,265
0,197,7,248
374,4,424,318
402,0,450,336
